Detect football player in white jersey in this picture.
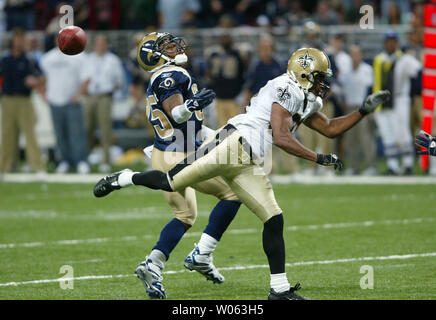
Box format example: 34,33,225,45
94,47,390,300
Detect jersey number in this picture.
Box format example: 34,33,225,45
146,95,174,139
145,85,204,140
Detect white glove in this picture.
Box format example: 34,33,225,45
143,145,154,159
359,90,391,115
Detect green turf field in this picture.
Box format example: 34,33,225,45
0,182,435,300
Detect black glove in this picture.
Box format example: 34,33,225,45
185,88,216,111
316,153,343,171
415,130,436,156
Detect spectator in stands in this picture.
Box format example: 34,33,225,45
5,0,35,30
184,45,207,88
206,33,245,127
343,0,365,24
0,0,6,45
340,45,377,175
196,0,235,28
242,35,282,107
124,76,153,139
84,34,125,172
73,0,90,29
157,0,200,30
327,34,352,82
88,0,120,30
24,33,43,66
233,0,264,26
120,0,157,30
0,29,45,174
39,38,91,174
373,30,422,175
313,0,339,26
265,0,291,27
286,0,308,26
381,0,410,25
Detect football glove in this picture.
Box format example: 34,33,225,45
359,90,391,116
185,88,216,112
316,153,344,171
415,130,436,156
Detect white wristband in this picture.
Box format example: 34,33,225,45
171,103,192,124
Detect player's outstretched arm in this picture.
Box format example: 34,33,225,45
163,89,216,124
304,90,391,138
270,103,343,171
415,130,436,156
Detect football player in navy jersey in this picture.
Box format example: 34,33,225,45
94,32,242,299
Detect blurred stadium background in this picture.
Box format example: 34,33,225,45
1,0,436,301
0,0,434,177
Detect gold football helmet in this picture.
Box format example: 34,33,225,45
287,48,332,98
137,32,187,73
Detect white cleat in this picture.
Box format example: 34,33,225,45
135,257,167,299
184,244,225,284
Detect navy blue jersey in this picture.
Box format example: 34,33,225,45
146,66,204,152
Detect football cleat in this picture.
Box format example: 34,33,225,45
135,258,167,299
93,169,132,198
268,283,309,300
184,244,225,284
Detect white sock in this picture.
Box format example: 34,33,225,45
118,171,136,187
270,273,291,293
402,154,414,169
197,233,218,254
148,249,166,270
387,157,400,174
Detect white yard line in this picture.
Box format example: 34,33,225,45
1,252,435,288
2,173,436,184
1,217,434,249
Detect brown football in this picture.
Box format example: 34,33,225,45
58,26,87,55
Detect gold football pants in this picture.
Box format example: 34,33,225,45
151,148,238,226
168,124,282,223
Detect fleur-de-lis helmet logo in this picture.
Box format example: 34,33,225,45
298,51,315,69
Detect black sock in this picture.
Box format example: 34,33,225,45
262,214,285,274
132,170,173,191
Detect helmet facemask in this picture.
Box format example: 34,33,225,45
305,70,331,99
153,34,188,66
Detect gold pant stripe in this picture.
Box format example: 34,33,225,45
151,148,238,226
170,128,282,223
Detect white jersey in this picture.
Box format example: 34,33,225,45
228,73,322,160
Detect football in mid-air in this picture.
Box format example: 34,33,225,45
58,26,87,55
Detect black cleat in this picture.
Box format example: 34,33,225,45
268,283,309,300
93,169,132,198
